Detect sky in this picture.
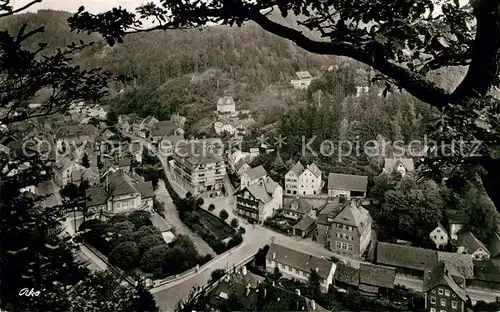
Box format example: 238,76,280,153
13,0,469,14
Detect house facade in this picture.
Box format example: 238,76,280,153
235,176,282,223
282,196,314,220
423,261,467,312
329,200,372,257
383,158,415,177
53,158,85,187
285,162,322,196
265,243,336,292
284,162,303,195
216,96,236,115
170,138,226,196
240,165,268,188
456,229,491,260
327,173,368,198
430,222,450,249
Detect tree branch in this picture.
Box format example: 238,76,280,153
0,0,42,18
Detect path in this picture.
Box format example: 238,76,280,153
155,179,215,256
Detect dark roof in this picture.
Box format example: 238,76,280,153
266,243,334,279
316,198,345,225
288,162,304,176
334,263,359,286
293,215,316,231
283,197,313,214
56,124,97,138
444,209,469,224
85,187,108,207
359,263,395,289
332,201,371,235
134,181,154,198
383,158,414,172
150,120,177,137
423,261,467,302
234,158,249,171
118,158,131,167
457,229,489,254
437,251,474,279
376,242,438,271
107,171,139,197
473,259,500,283
246,165,268,181
487,232,500,258
327,173,368,192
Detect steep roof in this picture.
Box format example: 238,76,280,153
85,186,108,207
359,263,396,289
293,215,316,231
457,229,490,255
244,178,279,204
383,158,415,173
306,163,321,178
327,173,368,192
316,198,345,225
246,165,268,181
288,161,304,176
332,201,371,235
265,243,335,279
283,197,313,214
474,259,500,283
437,251,474,279
423,261,467,302
376,242,438,271
234,158,248,171
487,232,500,258
134,181,154,198
217,96,235,107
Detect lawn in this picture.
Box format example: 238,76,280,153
197,209,235,240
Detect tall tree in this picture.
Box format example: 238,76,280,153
0,1,157,311
70,0,500,209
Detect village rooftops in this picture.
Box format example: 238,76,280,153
292,215,316,231
289,162,304,176
217,96,235,107
327,173,368,192
334,263,360,287
244,178,279,204
359,263,396,289
246,165,268,181
316,197,346,225
307,163,322,177
234,158,249,172
150,120,178,137
266,243,334,280
383,158,415,172
55,124,98,138
423,261,467,302
457,229,490,254
437,251,474,279
376,242,438,271
283,197,313,214
332,201,371,235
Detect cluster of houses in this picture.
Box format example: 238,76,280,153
213,96,255,139
117,113,186,142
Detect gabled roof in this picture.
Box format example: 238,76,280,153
283,197,313,214
432,221,449,236
437,251,474,279
376,242,438,271
383,158,415,173
296,71,312,80
265,243,335,279
359,263,395,289
56,124,97,138
118,158,131,167
327,173,368,192
293,215,316,231
487,232,500,258
334,263,360,286
244,178,279,204
245,165,268,181
332,201,371,235
234,158,249,172
217,96,235,107
288,162,304,177
316,198,345,225
134,181,154,198
423,261,467,302
457,229,490,255
85,186,108,207
306,163,321,178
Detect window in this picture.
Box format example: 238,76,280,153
348,244,353,251
445,290,450,297
441,236,444,240
440,299,446,307
432,290,436,294
437,229,441,233
452,301,458,309
430,309,436,312
336,241,342,249
433,235,437,239
438,289,444,295
452,294,456,298
430,297,436,304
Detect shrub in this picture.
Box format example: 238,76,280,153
211,269,225,282
219,209,229,221
226,233,243,249
109,241,140,271
230,218,239,228
138,235,165,254
238,226,246,234
141,245,170,273
208,204,215,211
128,210,153,229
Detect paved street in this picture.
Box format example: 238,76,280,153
155,179,215,256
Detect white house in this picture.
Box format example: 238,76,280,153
298,163,322,195
291,71,314,90
216,96,236,114
383,158,415,177
284,162,304,195
240,165,268,188
234,158,251,177
265,243,336,293
355,86,370,97
430,222,449,249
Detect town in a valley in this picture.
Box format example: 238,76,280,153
2,1,500,312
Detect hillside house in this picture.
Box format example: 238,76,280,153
329,200,372,257
430,222,450,249
471,259,500,291
456,229,491,260
291,71,313,90
423,261,467,312
240,165,268,188
355,86,370,97
216,96,236,115
265,243,336,292
383,158,415,177
170,138,226,196
85,170,154,219
327,173,368,198
235,176,282,224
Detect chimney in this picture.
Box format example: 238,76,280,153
272,252,276,259
295,289,301,296
310,300,316,311
242,266,247,276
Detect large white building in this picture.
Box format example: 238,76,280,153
216,96,236,114
285,162,322,195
